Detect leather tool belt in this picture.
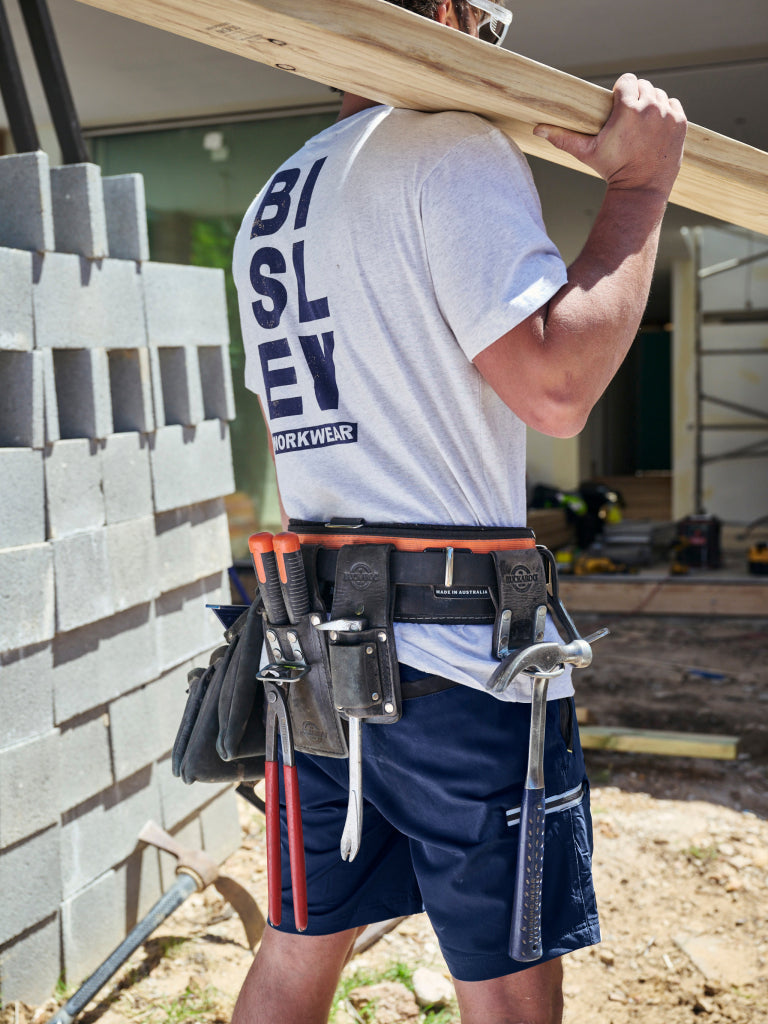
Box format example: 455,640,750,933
293,518,549,655
171,519,553,784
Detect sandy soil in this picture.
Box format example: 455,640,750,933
4,615,767,1024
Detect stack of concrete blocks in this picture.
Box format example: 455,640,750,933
0,151,246,1005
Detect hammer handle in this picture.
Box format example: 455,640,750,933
509,786,546,962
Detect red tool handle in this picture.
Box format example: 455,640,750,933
249,532,289,626
273,532,311,624
284,765,308,933
265,760,282,927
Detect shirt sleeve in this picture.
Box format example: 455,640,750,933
420,125,567,361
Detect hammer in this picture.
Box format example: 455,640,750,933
47,821,265,1024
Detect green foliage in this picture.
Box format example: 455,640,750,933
686,844,720,865
143,983,223,1024
188,217,244,378
54,975,76,1001
330,961,459,1023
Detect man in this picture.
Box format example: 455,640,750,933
231,2,686,1020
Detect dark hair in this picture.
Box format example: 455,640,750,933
382,0,473,32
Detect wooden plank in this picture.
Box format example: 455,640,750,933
559,576,768,617
579,725,739,760
70,0,768,235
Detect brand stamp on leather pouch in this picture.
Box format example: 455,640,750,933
344,562,380,590
506,565,542,592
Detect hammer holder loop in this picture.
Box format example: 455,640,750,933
491,546,549,660
327,544,401,724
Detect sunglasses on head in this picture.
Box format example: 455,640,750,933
468,0,512,46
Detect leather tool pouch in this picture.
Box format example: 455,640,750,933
261,610,348,758
172,602,266,784
327,544,401,724
490,546,549,659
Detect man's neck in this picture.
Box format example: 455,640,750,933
337,93,382,121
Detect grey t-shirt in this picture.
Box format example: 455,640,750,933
233,106,572,700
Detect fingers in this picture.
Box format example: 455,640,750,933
612,72,686,122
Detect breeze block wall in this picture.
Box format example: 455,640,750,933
0,151,244,1005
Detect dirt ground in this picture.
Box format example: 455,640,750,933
4,614,767,1024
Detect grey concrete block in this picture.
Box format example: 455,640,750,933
146,661,199,763
107,347,155,433
0,914,60,1006
106,516,158,614
154,572,228,672
0,826,61,946
155,499,231,593
0,643,54,749
193,420,236,504
53,603,158,723
0,730,60,847
0,448,45,548
101,432,154,524
109,682,164,781
0,152,55,252
156,346,205,428
0,247,33,350
50,163,108,259
33,252,147,350
44,438,105,539
157,754,229,834
0,350,44,447
41,347,61,444
60,767,161,898
143,263,229,348
0,543,55,654
199,788,242,865
59,850,161,975
149,422,235,514
198,345,236,422
153,507,194,593
59,715,113,812
103,173,150,262
52,347,114,440
53,528,114,633
191,499,232,580
61,869,124,985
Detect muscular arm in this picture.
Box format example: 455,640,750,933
473,74,687,438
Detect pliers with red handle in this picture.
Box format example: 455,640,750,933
260,661,309,933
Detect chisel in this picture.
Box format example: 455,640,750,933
273,531,311,623
249,532,289,626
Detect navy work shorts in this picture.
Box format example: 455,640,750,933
272,676,601,982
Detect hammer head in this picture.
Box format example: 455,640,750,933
138,820,220,889
138,819,266,950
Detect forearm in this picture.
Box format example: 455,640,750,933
473,73,686,438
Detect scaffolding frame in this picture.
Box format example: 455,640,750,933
690,227,768,514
